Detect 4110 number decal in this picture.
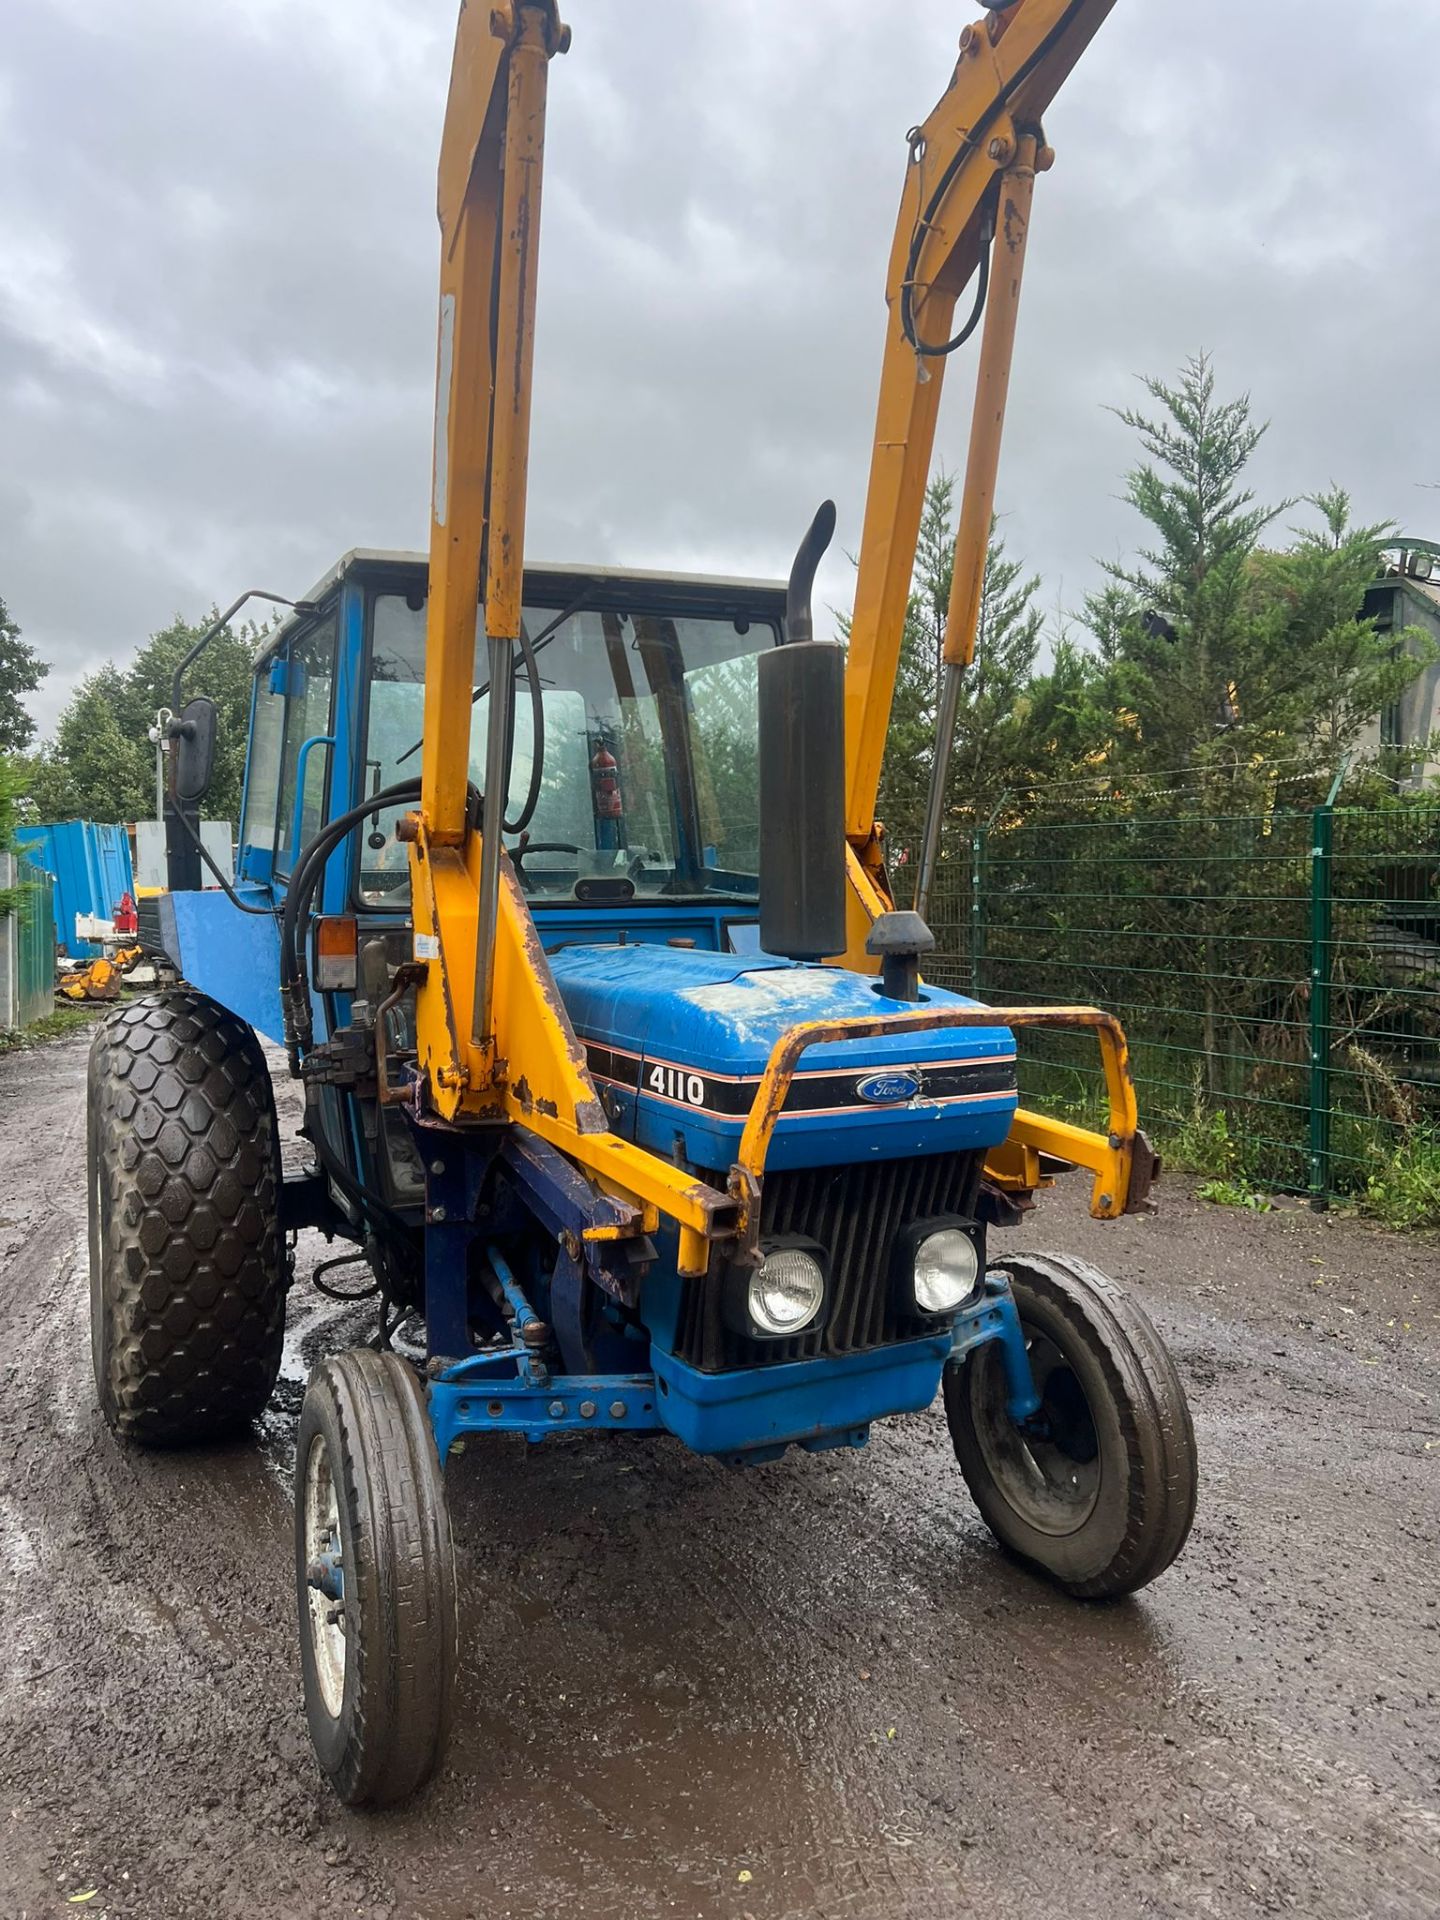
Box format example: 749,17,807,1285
647,1063,707,1107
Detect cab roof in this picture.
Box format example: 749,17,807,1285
256,547,788,666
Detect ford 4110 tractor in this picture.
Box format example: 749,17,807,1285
88,0,1195,1806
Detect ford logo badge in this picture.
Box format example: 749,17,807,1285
855,1070,921,1104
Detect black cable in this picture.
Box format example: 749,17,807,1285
296,1117,411,1344
503,616,544,835
907,205,994,360
900,156,990,360
311,1250,382,1302
166,805,277,917
280,779,421,1076
279,774,476,1253
376,1298,408,1352
280,773,482,1050
900,0,1084,357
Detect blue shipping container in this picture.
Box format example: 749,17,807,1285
13,821,135,959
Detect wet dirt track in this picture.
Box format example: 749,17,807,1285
1,1032,1437,1920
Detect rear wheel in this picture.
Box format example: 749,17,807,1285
88,990,286,1445
296,1349,458,1807
944,1252,1197,1599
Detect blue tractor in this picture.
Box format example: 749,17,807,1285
86,0,1195,1806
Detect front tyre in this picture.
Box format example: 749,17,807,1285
296,1349,458,1807
944,1252,1197,1600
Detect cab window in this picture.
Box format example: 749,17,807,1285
238,662,286,881
273,616,338,878
357,592,773,907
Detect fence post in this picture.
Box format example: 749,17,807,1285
1307,802,1334,1209
970,824,986,1000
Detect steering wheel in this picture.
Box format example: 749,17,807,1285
512,841,585,888
512,841,584,865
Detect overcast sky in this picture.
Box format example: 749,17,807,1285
4,0,1437,740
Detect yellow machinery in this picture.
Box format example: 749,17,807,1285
407,0,1142,1250
89,0,1196,1809
58,946,143,1003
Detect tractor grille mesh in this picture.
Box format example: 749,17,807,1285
675,1149,983,1370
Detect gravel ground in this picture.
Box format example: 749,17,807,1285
0,1028,1437,1920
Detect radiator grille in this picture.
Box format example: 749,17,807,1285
674,1149,984,1370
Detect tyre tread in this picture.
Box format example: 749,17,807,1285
298,1350,456,1807
88,989,285,1446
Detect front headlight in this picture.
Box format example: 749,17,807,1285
913,1227,980,1314
749,1247,825,1335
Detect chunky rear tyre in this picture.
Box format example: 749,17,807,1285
88,990,285,1446
944,1252,1197,1600
296,1349,458,1807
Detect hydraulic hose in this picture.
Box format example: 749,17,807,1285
279,775,483,1064
899,0,1085,357
279,778,423,1064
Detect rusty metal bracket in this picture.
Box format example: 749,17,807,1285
375,962,428,1107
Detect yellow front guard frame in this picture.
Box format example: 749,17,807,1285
731,1004,1153,1238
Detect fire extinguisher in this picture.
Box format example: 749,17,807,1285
590,741,623,850
114,891,139,937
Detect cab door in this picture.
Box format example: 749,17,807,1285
236,613,339,888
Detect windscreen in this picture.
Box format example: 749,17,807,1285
360,592,774,907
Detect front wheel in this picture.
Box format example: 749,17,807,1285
944,1252,1197,1600
296,1349,458,1806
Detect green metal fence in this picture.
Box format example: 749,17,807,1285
15,859,56,1028
911,798,1440,1207
1,854,56,1031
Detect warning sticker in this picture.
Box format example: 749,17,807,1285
413,932,441,962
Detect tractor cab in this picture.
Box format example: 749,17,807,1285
189,545,1017,1219
234,549,781,949
91,0,1200,1812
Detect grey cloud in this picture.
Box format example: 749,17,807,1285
4,0,1438,738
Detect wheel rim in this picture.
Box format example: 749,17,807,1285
302,1432,347,1718
970,1326,1102,1537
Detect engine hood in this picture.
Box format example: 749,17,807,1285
547,944,1017,1173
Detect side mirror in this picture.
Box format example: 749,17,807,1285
170,696,218,805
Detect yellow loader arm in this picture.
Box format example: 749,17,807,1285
843,0,1116,886
832,0,1136,1214
405,1,736,1274
406,0,1139,1255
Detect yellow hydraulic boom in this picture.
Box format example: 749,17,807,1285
839,0,1129,1205
406,0,729,1276
842,0,1116,930
405,0,1145,1278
